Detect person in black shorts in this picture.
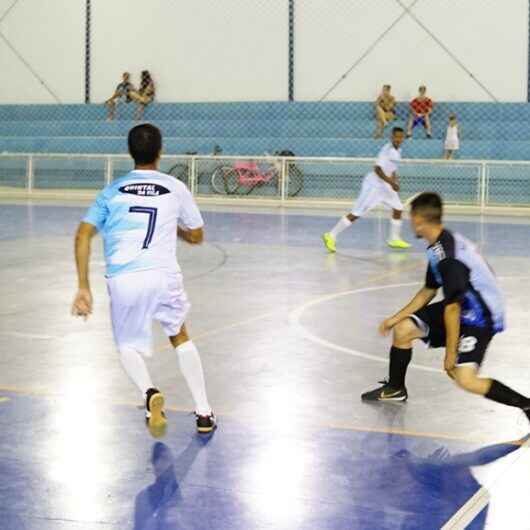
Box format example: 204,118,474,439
361,192,530,424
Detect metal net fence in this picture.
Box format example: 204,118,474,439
3,153,530,211
1,0,530,204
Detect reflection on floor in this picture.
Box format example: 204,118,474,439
1,202,530,529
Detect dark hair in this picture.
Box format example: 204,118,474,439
392,126,404,135
140,70,152,91
410,192,443,224
128,123,162,165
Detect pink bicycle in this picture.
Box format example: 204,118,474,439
210,157,303,196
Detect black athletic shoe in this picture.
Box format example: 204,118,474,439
145,388,167,438
196,412,217,434
361,380,408,402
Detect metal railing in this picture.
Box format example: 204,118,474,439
1,152,529,211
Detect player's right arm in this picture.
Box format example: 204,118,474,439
72,222,97,319
72,190,109,319
379,265,439,335
374,165,399,191
378,286,437,335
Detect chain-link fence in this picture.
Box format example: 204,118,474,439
3,153,530,209
1,1,530,200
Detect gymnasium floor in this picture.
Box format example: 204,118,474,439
1,199,530,530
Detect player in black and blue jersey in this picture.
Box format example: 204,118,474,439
362,192,530,424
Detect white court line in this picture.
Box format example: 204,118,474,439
289,276,530,529
440,436,530,530
289,281,442,373
289,275,530,373
1,331,56,340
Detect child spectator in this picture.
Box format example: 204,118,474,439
129,70,156,120
444,113,460,159
374,85,396,139
406,86,433,139
105,72,134,121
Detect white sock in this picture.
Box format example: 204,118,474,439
390,218,402,241
119,347,154,400
329,216,352,239
176,341,211,416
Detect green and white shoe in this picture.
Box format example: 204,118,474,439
322,233,336,253
387,239,412,249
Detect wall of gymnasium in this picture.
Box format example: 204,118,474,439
0,0,527,104
295,0,529,102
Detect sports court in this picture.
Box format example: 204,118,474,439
2,1,530,529
1,201,530,529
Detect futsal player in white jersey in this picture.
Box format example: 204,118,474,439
322,127,411,252
71,123,215,436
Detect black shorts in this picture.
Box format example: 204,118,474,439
410,301,494,367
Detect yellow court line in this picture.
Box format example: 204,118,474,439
0,385,520,446
154,256,425,354
0,397,10,404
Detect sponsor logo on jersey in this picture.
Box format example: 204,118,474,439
431,242,446,261
119,183,170,196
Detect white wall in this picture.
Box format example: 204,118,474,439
296,0,529,102
0,0,527,104
91,0,288,103
0,0,84,104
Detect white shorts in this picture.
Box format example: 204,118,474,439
444,141,459,151
352,174,404,217
106,269,190,356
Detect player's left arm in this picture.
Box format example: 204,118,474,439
177,225,203,244
440,258,469,378
444,301,461,379
177,185,204,245
72,222,97,319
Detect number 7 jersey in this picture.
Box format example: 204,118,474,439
83,169,204,277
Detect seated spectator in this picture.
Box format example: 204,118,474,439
129,70,156,120
105,72,134,121
374,84,396,138
407,85,433,138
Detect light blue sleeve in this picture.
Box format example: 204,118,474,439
83,190,109,232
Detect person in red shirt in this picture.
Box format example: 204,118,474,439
407,86,433,138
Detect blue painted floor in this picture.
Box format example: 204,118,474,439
1,201,530,529
0,392,526,530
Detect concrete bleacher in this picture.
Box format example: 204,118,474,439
0,101,529,160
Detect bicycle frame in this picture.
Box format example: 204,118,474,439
233,161,275,187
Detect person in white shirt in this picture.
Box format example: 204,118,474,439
322,127,411,252
444,113,460,159
71,123,216,437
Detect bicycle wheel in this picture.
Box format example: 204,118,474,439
169,163,190,187
211,167,240,194
266,169,280,196
287,165,304,197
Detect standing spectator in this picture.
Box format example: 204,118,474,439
129,70,156,120
444,113,460,159
374,85,396,138
407,86,433,139
105,72,135,121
